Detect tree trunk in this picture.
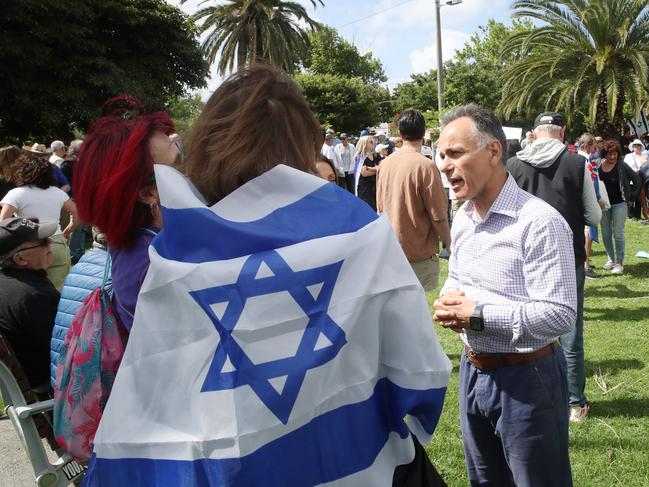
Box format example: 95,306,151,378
613,84,625,137
254,25,265,64
237,35,248,70
595,82,617,138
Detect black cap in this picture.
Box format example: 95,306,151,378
534,112,565,128
0,218,56,256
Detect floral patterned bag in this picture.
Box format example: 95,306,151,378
53,256,127,463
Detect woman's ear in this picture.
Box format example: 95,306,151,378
137,185,159,206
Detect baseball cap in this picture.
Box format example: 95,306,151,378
360,129,369,136
324,133,334,140
339,133,348,139
534,112,565,128
0,218,56,256
631,139,644,147
375,143,389,153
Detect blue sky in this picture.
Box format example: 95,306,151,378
173,0,516,95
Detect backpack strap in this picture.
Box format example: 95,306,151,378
102,251,112,291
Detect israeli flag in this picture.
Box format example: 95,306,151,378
626,109,649,137
83,164,451,486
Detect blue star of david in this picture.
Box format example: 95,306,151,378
189,250,346,424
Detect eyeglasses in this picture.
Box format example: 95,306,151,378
150,139,185,181
16,238,50,253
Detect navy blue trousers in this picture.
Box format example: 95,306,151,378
459,347,572,487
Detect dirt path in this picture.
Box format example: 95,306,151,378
0,416,57,487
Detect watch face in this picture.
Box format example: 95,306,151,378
469,316,484,331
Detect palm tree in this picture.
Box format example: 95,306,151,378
498,0,649,137
181,0,324,76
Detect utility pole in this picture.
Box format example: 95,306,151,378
434,0,462,117
434,0,444,115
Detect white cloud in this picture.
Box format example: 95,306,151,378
409,28,470,73
369,0,510,31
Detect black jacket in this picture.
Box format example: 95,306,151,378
0,267,59,388
507,148,587,266
613,159,642,202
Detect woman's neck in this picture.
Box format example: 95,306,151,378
601,159,617,171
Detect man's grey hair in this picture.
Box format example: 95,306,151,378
578,133,595,149
67,139,83,158
441,103,508,164
534,124,563,136
50,140,65,152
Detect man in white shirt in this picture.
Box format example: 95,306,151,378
334,133,355,192
321,133,336,160
49,140,66,166
435,104,575,487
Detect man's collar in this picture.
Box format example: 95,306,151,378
1,266,48,278
463,174,519,222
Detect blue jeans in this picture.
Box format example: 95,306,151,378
459,348,572,487
68,224,87,264
600,202,626,263
560,265,586,406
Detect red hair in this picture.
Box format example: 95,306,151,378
74,96,175,248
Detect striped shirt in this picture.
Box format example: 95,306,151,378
440,175,577,353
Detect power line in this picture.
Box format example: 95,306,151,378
335,0,418,29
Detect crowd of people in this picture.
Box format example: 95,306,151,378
0,63,647,486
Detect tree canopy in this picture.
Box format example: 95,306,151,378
445,19,536,112
294,73,388,134
0,0,208,143
499,0,649,137
167,94,206,138
303,25,387,84
295,25,387,133
391,72,438,116
183,0,324,76
390,20,538,128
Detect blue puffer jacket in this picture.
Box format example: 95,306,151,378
50,249,110,387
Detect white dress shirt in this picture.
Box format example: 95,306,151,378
441,175,577,353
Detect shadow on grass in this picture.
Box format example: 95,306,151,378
620,261,649,278
586,306,649,321
585,283,648,299
585,358,645,377
587,398,649,419
586,359,645,377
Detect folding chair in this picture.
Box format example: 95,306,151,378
0,334,85,486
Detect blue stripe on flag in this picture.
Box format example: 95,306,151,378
82,379,447,487
152,183,378,263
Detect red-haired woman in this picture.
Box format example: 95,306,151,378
73,97,180,331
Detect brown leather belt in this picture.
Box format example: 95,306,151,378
465,342,559,370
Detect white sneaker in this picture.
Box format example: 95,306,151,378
602,260,615,270
612,263,624,275
569,402,590,422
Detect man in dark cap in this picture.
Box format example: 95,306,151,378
507,112,601,422
0,217,59,392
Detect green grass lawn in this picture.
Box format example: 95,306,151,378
426,219,649,487
1,222,647,486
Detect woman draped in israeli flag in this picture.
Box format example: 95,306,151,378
83,65,452,487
